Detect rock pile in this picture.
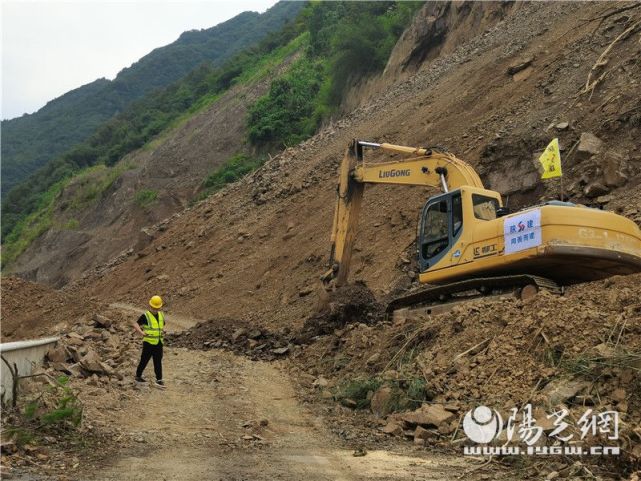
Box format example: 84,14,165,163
1,309,147,476
43,313,138,383
299,273,641,472
169,318,298,361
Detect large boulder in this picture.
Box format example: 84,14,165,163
93,314,112,328
584,182,610,198
79,349,106,374
602,152,629,187
541,378,589,406
46,345,69,363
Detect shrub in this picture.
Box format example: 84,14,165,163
202,153,263,193
134,189,158,207
335,377,383,409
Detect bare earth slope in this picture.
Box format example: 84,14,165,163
8,54,297,287
76,2,640,329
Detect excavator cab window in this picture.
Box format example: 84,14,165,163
418,192,463,271
472,194,499,220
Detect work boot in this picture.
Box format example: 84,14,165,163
153,380,166,389
135,376,147,383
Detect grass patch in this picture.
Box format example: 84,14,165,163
194,153,264,203
334,376,428,411
62,218,80,230
66,163,133,210
4,375,83,450
558,351,641,378
134,189,158,208
1,162,134,268
335,377,383,409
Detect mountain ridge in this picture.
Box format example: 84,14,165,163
1,1,304,196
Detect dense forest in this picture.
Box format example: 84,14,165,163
1,1,424,267
0,1,304,197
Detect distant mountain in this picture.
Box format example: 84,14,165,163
0,1,304,196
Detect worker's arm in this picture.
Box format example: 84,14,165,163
132,315,146,337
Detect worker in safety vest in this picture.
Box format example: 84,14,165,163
133,295,166,388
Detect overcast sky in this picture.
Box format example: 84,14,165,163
1,0,278,120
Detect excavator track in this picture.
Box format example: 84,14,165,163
386,275,561,319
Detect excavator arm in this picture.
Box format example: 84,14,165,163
323,140,485,286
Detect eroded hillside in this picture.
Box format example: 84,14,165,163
9,52,300,286
70,1,640,327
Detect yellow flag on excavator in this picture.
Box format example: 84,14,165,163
539,138,562,179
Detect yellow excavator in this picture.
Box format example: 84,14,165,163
323,140,641,317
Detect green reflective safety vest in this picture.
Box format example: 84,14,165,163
143,311,164,345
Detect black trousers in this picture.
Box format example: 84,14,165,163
136,341,163,380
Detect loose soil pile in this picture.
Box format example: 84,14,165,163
169,317,296,361
1,277,99,341
297,274,641,476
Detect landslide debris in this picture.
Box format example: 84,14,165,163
296,273,641,476
168,318,297,361
1,305,154,477
301,282,384,338
1,276,99,341
169,281,384,358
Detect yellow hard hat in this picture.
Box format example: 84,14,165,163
149,295,163,309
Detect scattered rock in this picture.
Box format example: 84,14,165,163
584,182,610,198
313,377,329,388
380,421,403,436
46,345,69,363
93,314,112,328
0,441,17,454
366,352,380,365
414,425,431,441
231,328,247,342
602,151,628,187
507,57,534,75
370,386,394,417
352,447,367,457
401,404,455,427
79,350,106,374
299,287,313,297
576,132,603,160
341,398,358,409
541,379,589,406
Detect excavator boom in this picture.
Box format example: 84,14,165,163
325,140,487,286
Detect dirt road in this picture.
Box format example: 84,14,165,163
85,309,477,480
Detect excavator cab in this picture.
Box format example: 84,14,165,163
418,191,464,271
417,188,503,275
